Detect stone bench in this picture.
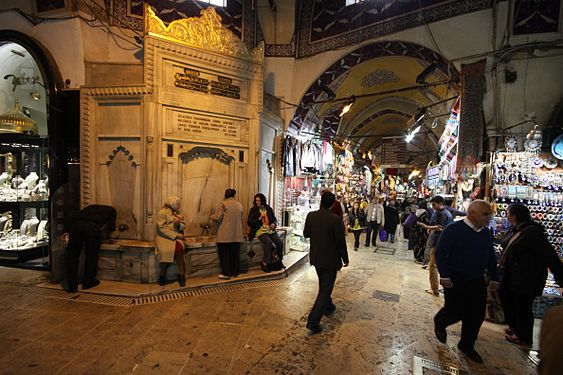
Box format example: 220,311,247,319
97,232,286,283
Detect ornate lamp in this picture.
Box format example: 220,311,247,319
0,98,38,135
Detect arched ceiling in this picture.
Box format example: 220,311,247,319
291,41,459,168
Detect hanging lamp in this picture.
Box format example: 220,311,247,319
0,98,38,135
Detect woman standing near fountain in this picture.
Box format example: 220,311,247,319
155,196,186,287
211,188,244,280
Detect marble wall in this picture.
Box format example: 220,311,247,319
81,16,264,242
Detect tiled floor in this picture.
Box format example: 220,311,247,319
0,237,539,374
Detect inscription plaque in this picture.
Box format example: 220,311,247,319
173,111,240,140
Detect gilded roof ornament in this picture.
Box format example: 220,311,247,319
144,4,262,63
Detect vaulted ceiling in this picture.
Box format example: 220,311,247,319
290,41,459,167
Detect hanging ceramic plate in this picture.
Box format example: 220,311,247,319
544,155,558,169
531,156,544,168
551,134,563,160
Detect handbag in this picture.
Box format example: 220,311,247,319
379,228,387,242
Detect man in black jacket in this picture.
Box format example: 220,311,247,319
303,191,349,333
63,204,118,293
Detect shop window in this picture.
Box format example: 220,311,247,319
0,41,50,267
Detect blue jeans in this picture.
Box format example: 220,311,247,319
307,267,337,327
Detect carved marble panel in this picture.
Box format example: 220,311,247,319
97,143,142,238
96,101,142,136
179,148,234,237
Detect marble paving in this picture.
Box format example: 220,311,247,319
0,236,539,374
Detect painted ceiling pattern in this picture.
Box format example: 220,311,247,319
310,0,449,41
361,69,400,88
295,0,495,57
104,0,253,46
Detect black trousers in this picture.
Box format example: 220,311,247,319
499,285,536,342
307,266,337,326
217,242,240,277
365,221,380,246
258,232,284,264
434,277,487,348
65,220,102,291
351,229,363,249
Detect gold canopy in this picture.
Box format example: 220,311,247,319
0,98,38,136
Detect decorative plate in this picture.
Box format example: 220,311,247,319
505,135,518,152
551,134,563,160
544,155,558,169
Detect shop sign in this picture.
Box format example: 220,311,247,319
174,68,241,99
426,166,440,187
173,111,240,140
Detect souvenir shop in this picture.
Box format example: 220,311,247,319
491,127,563,314
282,135,335,251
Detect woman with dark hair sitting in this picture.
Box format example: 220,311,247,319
248,193,284,273
211,188,244,280
499,203,563,346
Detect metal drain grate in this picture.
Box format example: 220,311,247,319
31,276,289,307
133,278,287,306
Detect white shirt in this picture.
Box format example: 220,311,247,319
463,217,484,232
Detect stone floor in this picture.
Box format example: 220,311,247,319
0,236,539,374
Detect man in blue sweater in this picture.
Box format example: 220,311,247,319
433,200,499,364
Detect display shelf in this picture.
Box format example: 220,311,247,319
0,136,50,263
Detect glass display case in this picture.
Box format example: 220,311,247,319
0,136,49,262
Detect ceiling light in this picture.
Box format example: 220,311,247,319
339,96,356,117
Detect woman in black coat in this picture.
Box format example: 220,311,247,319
499,203,563,346
248,193,284,272
383,201,400,243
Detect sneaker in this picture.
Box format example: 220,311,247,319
457,344,483,363
218,274,231,280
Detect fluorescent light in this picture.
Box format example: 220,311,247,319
412,125,421,135
340,103,352,116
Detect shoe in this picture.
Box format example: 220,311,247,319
218,274,231,280
65,287,77,293
505,334,532,347
354,248,358,251
306,323,322,334
364,244,370,247
82,279,100,290
425,289,440,297
158,276,166,286
260,263,271,273
421,265,429,269
457,344,483,363
324,305,336,317
414,260,423,264
504,327,516,335
372,248,377,253
434,321,447,344
178,275,186,287
280,262,286,269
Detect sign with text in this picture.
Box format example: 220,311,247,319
173,111,241,140
173,67,242,99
